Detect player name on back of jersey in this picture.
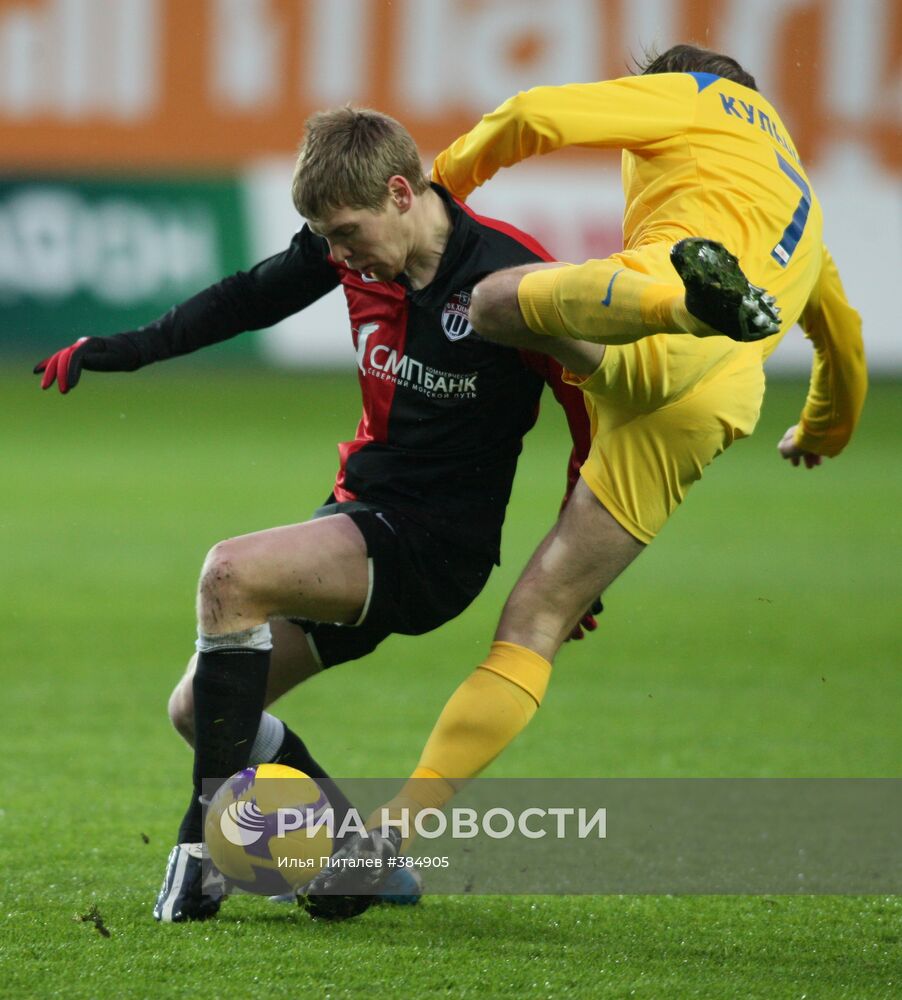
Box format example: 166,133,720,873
717,92,799,163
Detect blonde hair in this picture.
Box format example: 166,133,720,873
292,106,429,220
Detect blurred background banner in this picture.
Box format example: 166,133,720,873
0,175,252,355
1,0,899,369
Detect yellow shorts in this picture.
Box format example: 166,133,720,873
520,245,768,544
568,337,765,543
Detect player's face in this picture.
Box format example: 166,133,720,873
311,198,407,281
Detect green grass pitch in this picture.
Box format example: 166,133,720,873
2,366,900,998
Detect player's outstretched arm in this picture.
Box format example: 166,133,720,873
432,76,692,200
33,228,340,395
792,245,867,458
34,335,143,394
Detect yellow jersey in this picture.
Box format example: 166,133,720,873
433,73,866,456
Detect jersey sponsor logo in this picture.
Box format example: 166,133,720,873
441,290,474,342
355,322,380,374
357,334,478,399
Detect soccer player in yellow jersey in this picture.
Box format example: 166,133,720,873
303,45,867,917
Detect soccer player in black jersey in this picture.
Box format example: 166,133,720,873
35,107,600,922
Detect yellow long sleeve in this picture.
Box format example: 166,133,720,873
795,246,867,456
432,77,694,200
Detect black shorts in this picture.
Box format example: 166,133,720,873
291,501,495,668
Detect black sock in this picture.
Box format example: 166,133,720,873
273,726,357,847
177,647,270,843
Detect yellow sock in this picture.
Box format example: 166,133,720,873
640,286,694,333
519,260,695,344
370,642,551,842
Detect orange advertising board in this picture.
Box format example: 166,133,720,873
0,0,899,172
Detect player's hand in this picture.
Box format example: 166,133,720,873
777,424,823,469
34,335,140,393
567,598,603,641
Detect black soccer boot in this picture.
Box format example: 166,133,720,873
670,238,781,342
299,827,403,921
152,843,224,923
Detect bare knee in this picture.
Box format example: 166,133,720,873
168,670,195,747
469,270,529,344
197,538,255,632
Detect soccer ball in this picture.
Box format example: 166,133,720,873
203,763,333,895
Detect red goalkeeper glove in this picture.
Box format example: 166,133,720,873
34,335,142,393
567,597,604,642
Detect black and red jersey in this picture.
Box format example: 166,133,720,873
122,184,590,561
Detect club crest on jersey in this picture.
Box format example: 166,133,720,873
441,291,473,342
